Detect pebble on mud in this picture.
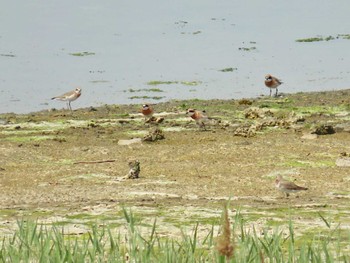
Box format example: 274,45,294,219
301,133,318,140
336,158,350,167
311,124,335,135
244,107,274,119
142,128,165,142
334,122,350,133
117,138,142,146
126,160,140,179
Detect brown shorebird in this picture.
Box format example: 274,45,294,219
141,104,154,118
52,87,82,111
265,74,283,97
186,108,208,130
275,175,308,197
140,104,155,123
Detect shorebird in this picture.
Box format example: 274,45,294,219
140,104,154,121
186,108,208,130
275,175,308,197
51,87,82,111
265,74,282,97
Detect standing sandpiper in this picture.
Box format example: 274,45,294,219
275,175,308,198
51,87,82,111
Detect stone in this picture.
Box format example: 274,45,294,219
117,138,142,146
336,158,350,167
312,124,335,135
334,122,350,133
301,133,318,140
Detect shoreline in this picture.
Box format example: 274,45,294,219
1,88,350,116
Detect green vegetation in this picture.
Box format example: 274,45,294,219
147,80,202,86
69,52,95,56
4,135,56,143
219,67,238,72
296,34,350,42
125,88,164,93
0,53,16,57
283,160,335,168
147,81,176,85
296,36,330,42
238,47,256,51
339,34,350,39
0,208,348,262
89,80,109,83
128,96,165,100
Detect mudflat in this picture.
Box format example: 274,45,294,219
1,90,350,238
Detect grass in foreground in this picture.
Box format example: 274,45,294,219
0,207,349,262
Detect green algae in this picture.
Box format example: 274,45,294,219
125,88,164,93
296,34,350,42
147,80,202,86
128,95,165,100
296,37,325,42
5,135,56,143
69,51,95,56
283,160,335,168
219,67,238,72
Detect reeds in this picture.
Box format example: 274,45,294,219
0,207,348,262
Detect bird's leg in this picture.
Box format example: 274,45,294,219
69,101,72,111
275,88,278,97
270,88,272,97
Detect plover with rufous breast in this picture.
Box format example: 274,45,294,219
186,108,208,130
275,175,308,198
265,74,282,97
51,87,82,111
140,104,154,121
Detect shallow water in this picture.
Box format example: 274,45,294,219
1,0,350,113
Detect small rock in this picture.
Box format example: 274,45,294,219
81,147,89,152
234,125,256,137
312,124,335,135
53,137,66,143
118,119,130,124
0,119,8,125
155,117,165,123
244,107,274,119
142,128,165,142
144,116,165,124
87,122,98,128
117,138,142,146
334,122,350,133
126,160,140,179
301,133,318,140
238,99,253,105
336,158,350,167
116,160,141,181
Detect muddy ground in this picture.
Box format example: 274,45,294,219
1,90,350,240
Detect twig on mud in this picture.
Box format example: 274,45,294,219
73,159,116,164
